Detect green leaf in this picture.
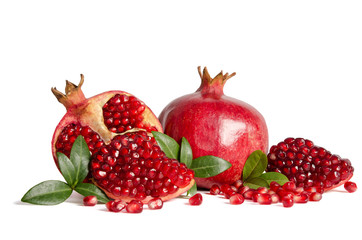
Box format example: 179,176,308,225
57,152,76,188
259,172,289,186
190,156,232,178
243,177,269,189
152,131,180,159
180,137,193,168
187,182,198,197
69,135,91,186
242,150,268,181
21,180,72,205
74,183,110,203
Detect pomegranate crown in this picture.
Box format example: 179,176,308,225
197,66,236,96
51,74,86,109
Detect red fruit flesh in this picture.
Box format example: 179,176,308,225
282,196,294,208
344,181,357,193
159,67,268,189
189,193,203,206
51,75,194,203
148,198,163,210
126,200,143,213
230,193,245,205
83,196,97,206
267,137,354,192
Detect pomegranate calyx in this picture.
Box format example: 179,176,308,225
196,66,236,97
51,74,86,109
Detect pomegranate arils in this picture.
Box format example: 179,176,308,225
189,193,203,206
257,193,272,205
210,184,221,195
126,200,143,213
106,200,127,212
91,131,194,201
344,181,357,193
230,193,245,205
267,138,354,191
103,94,156,133
309,192,322,201
148,198,163,210
282,196,294,208
83,196,98,206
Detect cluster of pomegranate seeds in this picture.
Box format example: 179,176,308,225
103,94,157,133
189,193,203,205
90,131,194,200
267,137,354,190
55,123,104,157
210,180,330,207
83,196,98,206
106,198,163,213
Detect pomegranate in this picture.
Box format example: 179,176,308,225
51,75,195,203
159,67,269,189
83,196,97,206
266,137,354,191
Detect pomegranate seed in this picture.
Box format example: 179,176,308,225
270,193,279,203
283,181,296,192
148,198,163,210
293,193,309,203
229,193,245,205
106,200,127,212
232,179,243,189
282,196,294,208
257,193,272,205
189,193,203,206
126,200,143,213
243,189,255,200
238,186,250,195
83,196,97,206
344,181,357,193
269,181,281,192
257,187,269,194
309,192,322,201
252,192,261,202
224,188,236,199
210,184,221,195
220,184,231,193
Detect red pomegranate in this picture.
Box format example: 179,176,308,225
51,74,195,203
159,67,268,189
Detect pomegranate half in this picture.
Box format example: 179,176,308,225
51,74,195,203
159,67,268,189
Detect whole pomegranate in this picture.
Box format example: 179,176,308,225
51,75,195,203
159,67,268,189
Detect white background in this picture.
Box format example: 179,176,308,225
1,0,361,239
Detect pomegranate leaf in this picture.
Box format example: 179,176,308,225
69,135,91,186
187,182,198,197
190,156,232,178
74,183,109,203
21,180,73,205
242,150,268,181
180,137,193,168
243,177,269,189
259,172,289,185
57,152,76,188
152,131,180,159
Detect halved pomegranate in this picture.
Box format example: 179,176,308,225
51,74,194,203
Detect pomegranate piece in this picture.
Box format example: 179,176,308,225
126,200,143,213
51,76,195,204
148,198,163,210
309,192,322,201
267,137,354,191
257,193,272,205
293,193,309,204
159,67,268,189
229,193,245,205
83,196,97,206
282,196,294,208
210,184,221,195
344,181,357,193
106,200,127,212
189,193,203,206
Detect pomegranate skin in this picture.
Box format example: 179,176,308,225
159,67,268,189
